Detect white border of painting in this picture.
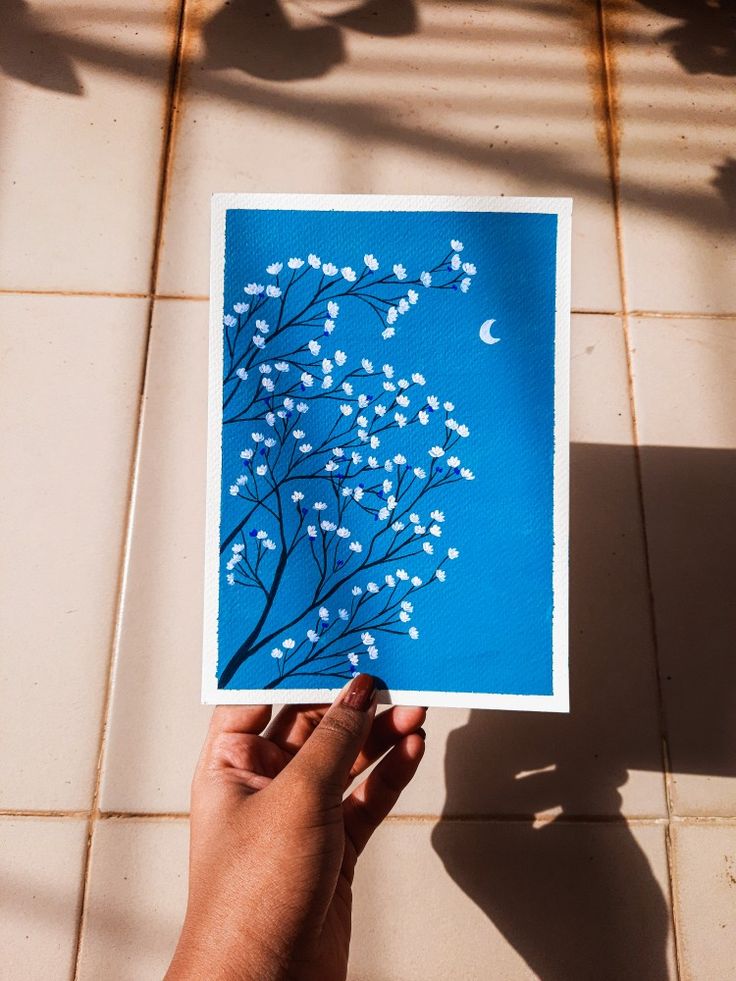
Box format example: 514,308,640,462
203,193,571,712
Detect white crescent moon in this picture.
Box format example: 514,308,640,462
479,319,501,345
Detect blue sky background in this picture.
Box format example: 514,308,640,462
218,207,558,694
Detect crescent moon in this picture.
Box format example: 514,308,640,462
479,319,501,345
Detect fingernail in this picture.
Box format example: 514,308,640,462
341,673,376,712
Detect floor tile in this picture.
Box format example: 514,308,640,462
75,818,188,980
0,817,87,980
671,822,736,981
100,300,211,813
0,294,148,809
615,4,736,313
631,318,736,816
0,0,178,293
157,0,620,311
350,819,676,980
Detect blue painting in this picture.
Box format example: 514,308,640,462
204,194,570,711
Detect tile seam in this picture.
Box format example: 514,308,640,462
70,2,190,977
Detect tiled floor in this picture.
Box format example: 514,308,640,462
1,1,734,978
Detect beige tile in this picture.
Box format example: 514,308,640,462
350,819,676,980
631,318,736,816
157,0,620,310
76,818,188,980
671,822,736,980
615,6,736,313
0,817,87,979
396,316,666,819
0,0,178,293
0,294,148,809
100,300,211,813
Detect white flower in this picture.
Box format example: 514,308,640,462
342,381,353,396
313,502,328,511
244,282,264,295
266,261,283,275
418,410,429,426
307,339,321,355
291,491,304,503
349,541,363,553
383,364,394,379
401,600,414,613
226,573,235,585
384,459,394,472
322,262,338,276
307,629,319,643
407,289,419,304
336,527,350,538
236,368,248,381
256,464,268,476
429,523,442,537
364,253,379,271
448,547,460,560
332,447,344,458
357,415,369,428
409,512,421,523
423,542,434,555
429,446,445,458
240,448,254,459
274,361,289,372
458,424,470,438
321,520,336,532
460,277,472,293
431,510,445,523
299,443,312,453
284,397,295,410
436,568,447,582
282,637,295,649
462,261,477,276
263,539,276,550
308,253,321,268
394,412,407,428
367,646,379,660
352,585,362,596
367,582,380,594
461,467,475,480
451,239,464,252
301,372,314,388
339,608,349,620
288,257,304,269
232,543,245,553
411,576,422,587
443,401,455,412
224,313,237,327
397,298,410,315
351,451,362,465
451,253,461,271
386,307,398,325
252,335,265,349
341,266,357,282
325,460,339,472
335,349,347,366
233,302,248,314
324,319,335,334
408,626,419,640
307,525,317,538
328,300,340,318
399,611,411,622
361,632,375,645
414,525,426,535
319,606,330,621
420,271,432,287
377,507,390,520
413,467,426,479
322,376,333,390
396,394,410,408
391,521,405,532
367,456,379,468
361,358,374,373
446,418,458,431
321,358,333,374
348,652,359,666
396,569,409,580
447,455,461,468
252,432,264,443
342,487,353,497
271,648,283,659
383,381,396,392
340,404,353,416
292,429,305,440
296,402,308,413
374,404,387,417
261,378,274,392
427,395,439,410
236,475,247,486
393,263,407,280
229,484,239,496
255,317,268,332
411,372,426,386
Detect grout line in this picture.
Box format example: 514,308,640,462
0,809,89,819
629,310,736,321
70,3,190,977
0,287,149,299
596,4,682,978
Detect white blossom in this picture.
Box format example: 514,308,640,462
386,307,398,325
436,568,447,582
361,358,374,373
396,569,409,580
413,467,426,479
418,411,429,426
461,467,475,480
427,395,439,410
240,448,254,459
252,335,265,349
364,253,379,271
307,629,319,643
256,464,268,476
451,239,464,252
367,646,379,659
423,542,434,555
324,319,335,334
291,491,304,503
352,585,363,596
328,300,340,318
244,282,264,295
299,443,312,453
458,424,470,438
361,631,375,645
420,271,432,287
271,647,283,659
340,404,353,416
307,525,317,538
282,637,295,649
429,523,442,537
335,349,347,366
224,314,237,327
319,606,330,621
408,626,419,640
288,257,304,269
411,576,422,587
349,541,363,553
462,262,477,276
407,289,419,304
393,263,407,280
341,266,357,282
234,302,249,314
322,262,338,277
308,253,321,268
451,253,461,271
460,277,472,293
394,412,407,428
266,262,283,275
338,608,349,620
430,509,445,522
448,547,460,560
274,361,289,372
229,484,239,496
292,429,305,440
336,527,351,538
447,455,461,468
367,582,380,594
236,368,248,381
296,402,308,413
429,446,445,458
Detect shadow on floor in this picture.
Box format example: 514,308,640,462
432,443,736,979
633,0,736,76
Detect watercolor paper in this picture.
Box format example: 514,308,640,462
204,194,570,710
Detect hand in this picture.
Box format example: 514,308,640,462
166,675,426,981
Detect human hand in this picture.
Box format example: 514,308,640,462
166,675,426,981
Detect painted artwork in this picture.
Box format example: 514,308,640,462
203,194,570,710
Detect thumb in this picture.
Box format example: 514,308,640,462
289,674,377,795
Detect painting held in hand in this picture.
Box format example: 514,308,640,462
204,194,571,711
